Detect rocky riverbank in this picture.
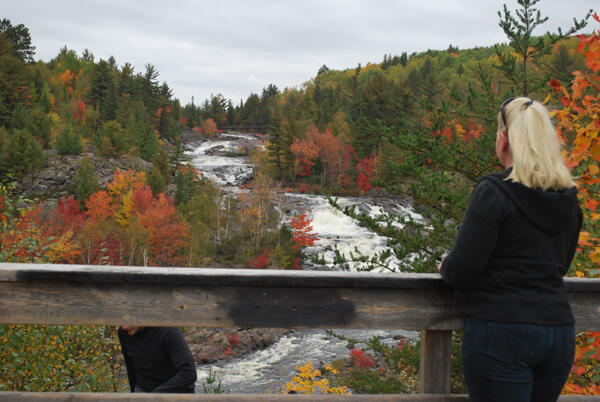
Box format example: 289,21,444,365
184,328,289,364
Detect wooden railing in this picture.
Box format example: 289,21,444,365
1,263,599,401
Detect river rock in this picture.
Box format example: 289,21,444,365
184,327,289,364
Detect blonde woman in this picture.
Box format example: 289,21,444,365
440,97,582,402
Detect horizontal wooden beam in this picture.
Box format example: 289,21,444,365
1,392,599,401
0,264,599,330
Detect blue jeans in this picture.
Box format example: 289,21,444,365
462,317,575,402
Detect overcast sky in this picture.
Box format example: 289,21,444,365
4,1,597,105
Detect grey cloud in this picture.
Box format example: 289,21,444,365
4,0,597,104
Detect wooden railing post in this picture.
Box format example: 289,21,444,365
419,329,452,394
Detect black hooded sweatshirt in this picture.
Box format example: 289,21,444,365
118,327,197,393
441,168,582,325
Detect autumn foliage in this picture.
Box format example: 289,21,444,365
549,15,600,394
290,214,319,251
0,169,189,267
248,249,269,269
551,13,600,278
350,348,375,368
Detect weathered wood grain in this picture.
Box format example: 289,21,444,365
0,393,599,401
1,264,599,401
0,393,465,401
419,330,452,394
0,282,461,329
0,264,598,330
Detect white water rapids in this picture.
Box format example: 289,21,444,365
185,133,422,393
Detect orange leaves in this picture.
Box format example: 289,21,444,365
565,332,600,395
291,133,319,177
58,69,75,94
200,118,218,136
136,192,189,266
431,119,484,146
552,18,600,279
107,169,146,201
79,169,188,266
572,72,590,99
85,191,116,222
585,196,599,212
576,31,600,72
290,214,319,251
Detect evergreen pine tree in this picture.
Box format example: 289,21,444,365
420,58,444,102
3,129,44,177
548,44,577,87
56,125,82,155
88,59,114,119
495,0,591,95
74,157,99,202
148,164,166,195
26,107,52,148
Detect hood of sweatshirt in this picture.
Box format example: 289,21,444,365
482,169,580,235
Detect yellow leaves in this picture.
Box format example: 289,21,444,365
579,231,594,247
324,363,339,375
454,123,466,135
590,164,600,176
284,361,351,395
114,191,133,228
591,248,600,264
46,230,81,264
107,169,147,201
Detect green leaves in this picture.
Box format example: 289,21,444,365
0,325,125,392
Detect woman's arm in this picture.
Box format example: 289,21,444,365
440,179,505,290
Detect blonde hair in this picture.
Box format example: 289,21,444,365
497,97,576,191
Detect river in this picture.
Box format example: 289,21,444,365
186,132,422,393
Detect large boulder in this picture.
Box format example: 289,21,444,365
18,150,152,200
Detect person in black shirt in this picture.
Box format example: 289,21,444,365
440,97,582,402
118,326,197,393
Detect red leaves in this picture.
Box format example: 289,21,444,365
290,214,319,251
291,134,319,177
47,196,84,236
349,348,375,368
201,118,218,136
584,197,599,213
72,99,86,123
227,333,240,347
357,156,377,194
136,192,189,266
248,249,269,269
